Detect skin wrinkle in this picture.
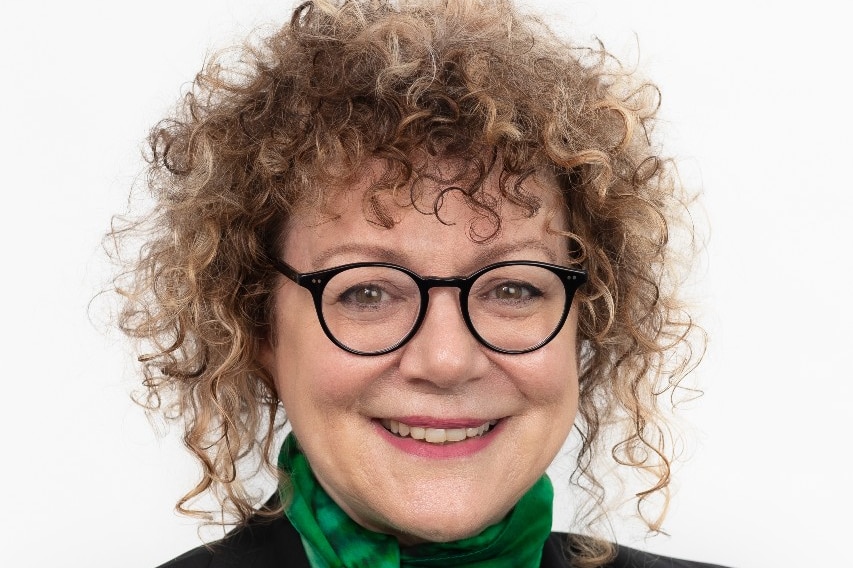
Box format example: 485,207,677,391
302,238,562,273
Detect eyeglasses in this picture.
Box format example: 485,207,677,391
269,258,587,356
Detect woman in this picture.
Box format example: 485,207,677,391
115,0,723,566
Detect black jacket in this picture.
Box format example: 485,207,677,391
156,509,726,568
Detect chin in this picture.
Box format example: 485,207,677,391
381,504,505,545
393,524,485,546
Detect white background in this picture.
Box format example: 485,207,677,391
1,1,850,567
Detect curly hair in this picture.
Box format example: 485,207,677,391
112,1,703,566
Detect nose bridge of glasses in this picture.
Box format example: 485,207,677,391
417,273,488,352
414,276,469,327
413,275,476,349
419,275,469,293
418,276,473,319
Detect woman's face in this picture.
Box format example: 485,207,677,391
263,168,580,544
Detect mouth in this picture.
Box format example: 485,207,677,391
380,418,499,444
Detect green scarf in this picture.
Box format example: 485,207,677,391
278,433,554,568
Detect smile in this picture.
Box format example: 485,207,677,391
380,419,499,444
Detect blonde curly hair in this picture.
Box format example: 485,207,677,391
112,1,703,565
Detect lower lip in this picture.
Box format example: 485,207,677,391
373,420,503,459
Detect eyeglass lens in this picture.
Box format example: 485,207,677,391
319,264,567,354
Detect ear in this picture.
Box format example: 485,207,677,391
258,332,276,372
257,329,279,395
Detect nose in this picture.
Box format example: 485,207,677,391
396,287,490,390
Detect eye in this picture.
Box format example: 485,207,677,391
486,280,542,302
340,284,389,308
493,282,535,300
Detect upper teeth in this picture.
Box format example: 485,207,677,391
381,419,498,443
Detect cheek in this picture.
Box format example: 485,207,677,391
512,322,580,456
269,302,390,427
510,319,579,403
264,289,333,418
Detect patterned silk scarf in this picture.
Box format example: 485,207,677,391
278,433,554,568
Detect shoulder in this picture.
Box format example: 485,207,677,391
155,517,727,568
608,543,728,568
154,512,309,568
542,532,730,568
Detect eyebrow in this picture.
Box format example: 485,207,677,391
311,243,403,269
310,239,561,273
469,240,561,266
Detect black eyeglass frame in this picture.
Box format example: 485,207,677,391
269,258,588,356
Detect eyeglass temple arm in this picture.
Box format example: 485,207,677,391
268,256,300,284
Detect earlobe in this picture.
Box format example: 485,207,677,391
257,333,277,382
257,337,283,401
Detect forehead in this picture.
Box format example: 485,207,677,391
282,161,567,272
